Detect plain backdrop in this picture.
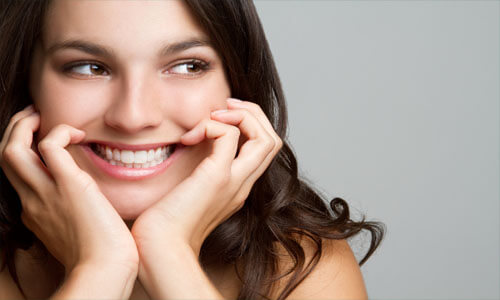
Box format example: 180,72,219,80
254,1,499,299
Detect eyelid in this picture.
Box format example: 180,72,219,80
63,61,110,77
62,58,211,77
163,58,210,76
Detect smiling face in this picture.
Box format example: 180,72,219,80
29,0,231,220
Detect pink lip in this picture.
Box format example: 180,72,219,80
82,144,185,181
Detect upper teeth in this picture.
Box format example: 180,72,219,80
95,144,173,167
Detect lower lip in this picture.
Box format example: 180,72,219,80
82,144,185,181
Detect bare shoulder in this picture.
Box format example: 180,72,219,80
270,237,368,300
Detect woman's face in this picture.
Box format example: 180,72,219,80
29,0,231,220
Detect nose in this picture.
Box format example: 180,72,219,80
104,74,163,134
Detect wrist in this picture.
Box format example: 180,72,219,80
138,237,196,267
68,251,139,277
52,260,138,300
137,243,223,300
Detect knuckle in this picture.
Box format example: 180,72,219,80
10,111,28,125
196,158,230,186
213,169,231,186
201,119,211,128
240,109,252,118
261,138,274,152
37,139,56,154
208,169,230,188
50,124,73,137
74,172,97,192
230,192,249,211
2,143,22,164
247,101,262,113
276,136,283,150
227,126,240,139
20,198,40,220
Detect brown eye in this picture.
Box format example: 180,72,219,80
185,63,200,73
168,60,208,75
89,64,106,75
66,63,108,76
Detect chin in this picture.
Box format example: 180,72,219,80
100,184,163,221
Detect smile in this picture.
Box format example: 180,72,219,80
91,143,176,168
83,142,184,181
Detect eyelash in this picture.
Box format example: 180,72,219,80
62,59,211,78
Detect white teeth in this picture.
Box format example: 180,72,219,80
154,148,162,161
113,149,120,161
94,144,174,168
135,151,148,163
105,147,113,160
147,150,155,162
121,150,135,164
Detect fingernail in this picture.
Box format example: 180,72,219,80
227,98,242,103
25,104,34,111
211,109,228,115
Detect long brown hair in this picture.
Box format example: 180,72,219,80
0,1,385,299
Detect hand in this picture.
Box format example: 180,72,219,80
0,106,138,273
131,98,283,256
130,98,282,299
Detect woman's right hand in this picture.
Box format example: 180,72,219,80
0,105,138,298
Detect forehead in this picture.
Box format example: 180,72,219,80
42,0,207,54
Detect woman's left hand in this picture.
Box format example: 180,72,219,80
131,98,282,298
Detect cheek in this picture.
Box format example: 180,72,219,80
162,75,230,129
32,67,231,138
33,72,110,138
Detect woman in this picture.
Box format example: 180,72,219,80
0,0,384,299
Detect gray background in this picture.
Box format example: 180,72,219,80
254,1,499,299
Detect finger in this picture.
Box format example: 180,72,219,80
226,97,283,177
226,98,282,147
210,109,275,179
37,124,85,183
1,163,32,200
215,102,285,204
1,112,52,190
226,98,283,161
181,119,240,174
0,105,34,153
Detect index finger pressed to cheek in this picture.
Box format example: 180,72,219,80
1,113,52,191
37,125,86,182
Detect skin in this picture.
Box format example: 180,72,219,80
30,0,232,220
0,0,368,299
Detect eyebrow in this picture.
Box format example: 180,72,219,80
45,38,212,58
